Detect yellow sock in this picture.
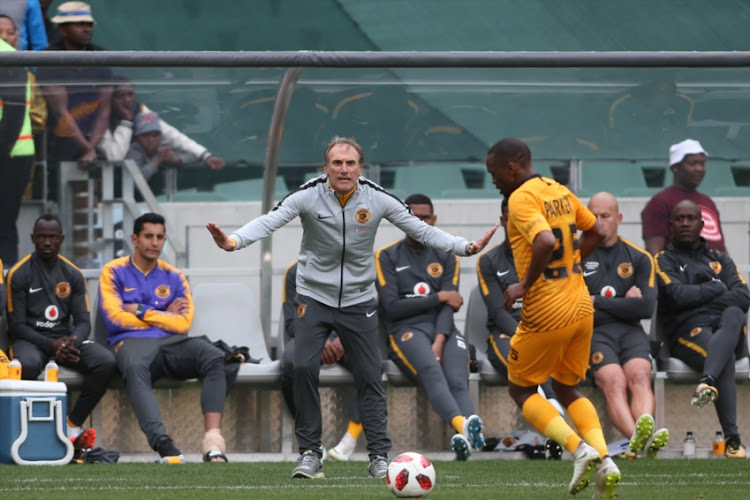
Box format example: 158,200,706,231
347,421,363,440
567,397,608,458
450,415,465,434
522,393,581,453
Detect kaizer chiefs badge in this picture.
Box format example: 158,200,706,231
617,263,633,278
297,304,307,318
709,261,722,274
355,209,371,224
155,285,171,299
591,352,604,365
401,332,413,342
55,282,71,298
690,327,702,337
427,263,443,277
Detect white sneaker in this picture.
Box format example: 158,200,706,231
569,442,600,495
328,433,356,461
593,456,621,499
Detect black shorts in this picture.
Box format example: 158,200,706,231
590,322,650,371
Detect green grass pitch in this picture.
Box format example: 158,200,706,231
1,458,749,499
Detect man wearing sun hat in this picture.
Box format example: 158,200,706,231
641,138,727,255
36,1,112,170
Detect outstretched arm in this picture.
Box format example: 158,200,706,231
206,222,237,251
466,224,499,256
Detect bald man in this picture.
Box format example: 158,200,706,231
583,193,669,459
655,200,749,459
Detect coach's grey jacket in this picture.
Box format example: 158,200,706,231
229,175,472,308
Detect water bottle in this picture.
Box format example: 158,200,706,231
0,349,10,379
8,359,22,380
712,431,725,457
45,360,59,382
683,431,696,458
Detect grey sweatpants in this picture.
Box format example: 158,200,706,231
113,335,226,449
388,321,473,422
293,295,390,460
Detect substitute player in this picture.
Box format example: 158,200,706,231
485,138,620,498
376,193,485,461
584,192,669,458
208,136,497,479
7,214,116,451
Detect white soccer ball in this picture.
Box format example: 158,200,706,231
385,452,436,498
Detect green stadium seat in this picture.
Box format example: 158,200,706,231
701,160,750,196
579,161,657,197
391,165,467,199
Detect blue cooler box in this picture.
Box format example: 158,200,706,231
0,380,74,465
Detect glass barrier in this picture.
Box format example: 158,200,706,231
21,65,750,205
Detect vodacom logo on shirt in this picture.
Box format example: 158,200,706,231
698,205,722,242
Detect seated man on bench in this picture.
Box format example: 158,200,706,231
99,212,230,463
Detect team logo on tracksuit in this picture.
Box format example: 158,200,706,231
427,263,443,277
709,261,722,274
55,282,71,298
591,351,604,364
155,285,171,299
297,304,306,317
355,209,371,224
617,263,633,278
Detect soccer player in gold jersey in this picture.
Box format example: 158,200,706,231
485,138,620,498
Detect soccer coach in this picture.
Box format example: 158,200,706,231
207,136,497,479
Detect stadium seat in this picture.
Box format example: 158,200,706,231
464,286,508,386
391,165,467,199
191,283,281,386
701,160,750,196
579,161,657,198
651,309,749,384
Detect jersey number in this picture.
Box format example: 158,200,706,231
544,223,580,280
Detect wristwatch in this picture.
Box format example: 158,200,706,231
135,304,145,318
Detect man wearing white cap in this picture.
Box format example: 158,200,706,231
641,139,726,255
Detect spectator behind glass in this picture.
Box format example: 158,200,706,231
641,139,727,255
99,76,225,173
2,0,48,50
125,111,208,181
0,26,35,266
36,1,112,169
39,0,61,47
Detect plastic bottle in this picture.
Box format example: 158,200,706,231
683,431,696,458
0,349,10,379
45,360,59,382
712,431,725,457
8,359,22,380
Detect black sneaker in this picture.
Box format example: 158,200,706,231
154,436,183,464
546,438,563,460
